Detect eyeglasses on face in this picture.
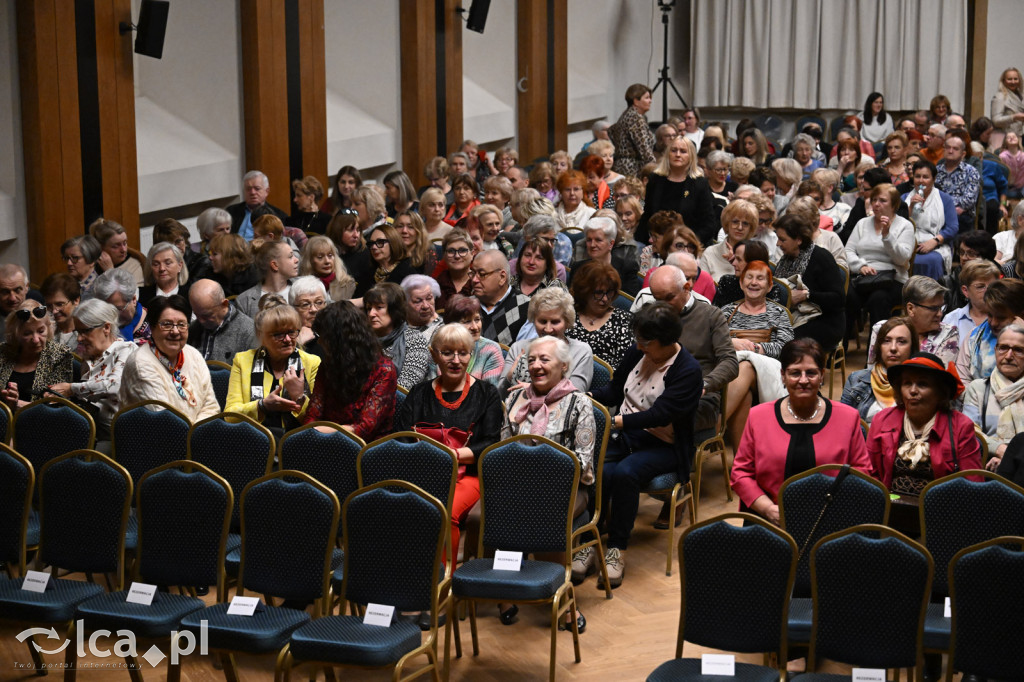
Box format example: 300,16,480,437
295,299,325,311
14,306,47,321
338,208,358,216
157,321,189,332
785,369,821,380
437,349,471,360
468,268,498,280
592,289,616,301
368,239,390,249
996,344,1024,358
911,302,945,314
271,329,300,341
446,247,471,257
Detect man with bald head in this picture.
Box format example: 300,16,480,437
471,250,531,345
648,264,737,431
188,279,257,363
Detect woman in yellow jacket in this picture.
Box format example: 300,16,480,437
226,295,319,438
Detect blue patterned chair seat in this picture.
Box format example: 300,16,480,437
923,602,950,650
229,546,342,577
288,615,422,666
648,658,780,682
0,577,103,621
787,597,813,643
76,591,205,638
645,472,679,492
453,558,565,601
124,514,138,553
226,532,240,555
180,602,311,653
26,509,39,547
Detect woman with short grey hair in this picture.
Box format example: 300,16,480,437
866,275,960,366
791,132,824,178
289,275,330,356
48,298,136,442
61,235,104,299
139,243,190,305
196,207,232,255
501,287,593,392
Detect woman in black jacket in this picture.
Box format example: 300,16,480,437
635,137,717,247
589,302,702,588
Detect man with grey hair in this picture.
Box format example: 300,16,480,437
92,268,150,343
630,252,712,312
188,279,256,363
0,264,38,337
471,250,531,345
401,274,442,339
226,170,289,241
936,134,981,233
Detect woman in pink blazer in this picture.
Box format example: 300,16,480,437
731,339,873,525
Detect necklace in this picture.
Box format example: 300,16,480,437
786,396,822,422
435,376,472,410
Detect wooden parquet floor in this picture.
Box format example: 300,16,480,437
1,344,888,681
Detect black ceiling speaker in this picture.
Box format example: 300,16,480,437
466,0,491,33
135,0,169,59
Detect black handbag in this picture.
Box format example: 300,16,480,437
854,270,897,296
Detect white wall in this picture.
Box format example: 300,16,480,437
0,1,28,269
984,0,1024,120
133,0,244,214
324,1,402,177
463,1,516,147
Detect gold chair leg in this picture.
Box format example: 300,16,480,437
451,598,463,659
468,602,480,657
594,534,612,599
665,486,678,576
548,598,559,682
220,652,239,682
567,587,581,663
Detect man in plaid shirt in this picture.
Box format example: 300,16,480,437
471,250,531,346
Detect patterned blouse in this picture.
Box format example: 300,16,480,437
639,245,663,278
565,308,634,369
866,321,960,368
71,340,137,429
504,388,596,485
304,355,397,443
719,300,794,359
609,106,656,177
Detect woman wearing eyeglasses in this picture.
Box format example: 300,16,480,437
40,273,82,353
436,229,475,310
364,283,430,390
731,339,872,526
226,295,319,438
565,261,634,369
395,323,505,566
865,276,960,367
700,199,757,284
0,300,79,411
441,295,504,385
360,224,414,297
288,276,329,356
48,299,136,441
119,295,220,422
61,234,103,300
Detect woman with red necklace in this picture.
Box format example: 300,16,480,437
395,323,505,565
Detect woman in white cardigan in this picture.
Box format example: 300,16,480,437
119,295,220,422
845,183,915,329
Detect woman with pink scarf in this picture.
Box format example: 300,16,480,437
503,335,595,633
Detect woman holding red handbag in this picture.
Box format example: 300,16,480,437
395,323,506,566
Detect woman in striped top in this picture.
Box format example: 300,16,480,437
720,261,794,449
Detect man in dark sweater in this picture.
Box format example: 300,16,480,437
648,265,738,431
188,279,257,364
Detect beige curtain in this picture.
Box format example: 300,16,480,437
689,0,968,112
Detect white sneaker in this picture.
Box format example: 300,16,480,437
598,548,625,588
571,546,596,583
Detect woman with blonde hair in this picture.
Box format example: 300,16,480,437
351,185,387,235
636,135,716,246
393,209,438,275
700,199,758,282
420,186,450,241
992,67,1024,137
771,158,802,212
299,235,355,301
0,300,77,411
588,139,623,187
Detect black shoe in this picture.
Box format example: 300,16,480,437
195,585,209,597
558,611,586,634
416,611,446,631
499,604,518,625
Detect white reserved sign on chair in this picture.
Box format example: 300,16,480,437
944,597,951,618
227,595,260,616
852,669,886,682
701,653,735,676
126,582,157,606
21,570,50,593
362,603,395,627
493,550,523,571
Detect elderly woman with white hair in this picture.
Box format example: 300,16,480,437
502,287,593,392
48,299,136,441
401,274,442,338
576,215,641,296
790,132,824,179
92,268,150,343
963,323,1024,469
195,207,232,256
288,275,330,356
139,242,191,306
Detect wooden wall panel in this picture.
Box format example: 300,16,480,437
443,0,463,152
297,0,327,190
966,0,988,123
517,0,568,163
17,0,85,281
400,0,439,188
240,0,291,210
551,0,568,152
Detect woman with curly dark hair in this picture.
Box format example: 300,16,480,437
303,300,398,442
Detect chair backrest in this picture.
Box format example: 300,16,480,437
680,513,796,657
279,422,365,512
612,294,632,311
949,536,1024,679
810,524,932,671
187,412,275,529
13,397,96,476
341,481,448,613
478,435,579,555
206,361,232,410
778,464,890,595
38,450,132,583
136,461,233,598
111,400,191,487
0,445,33,571
395,386,408,412
920,470,1024,595
590,357,613,393
238,470,339,609
358,432,457,512
0,399,12,443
